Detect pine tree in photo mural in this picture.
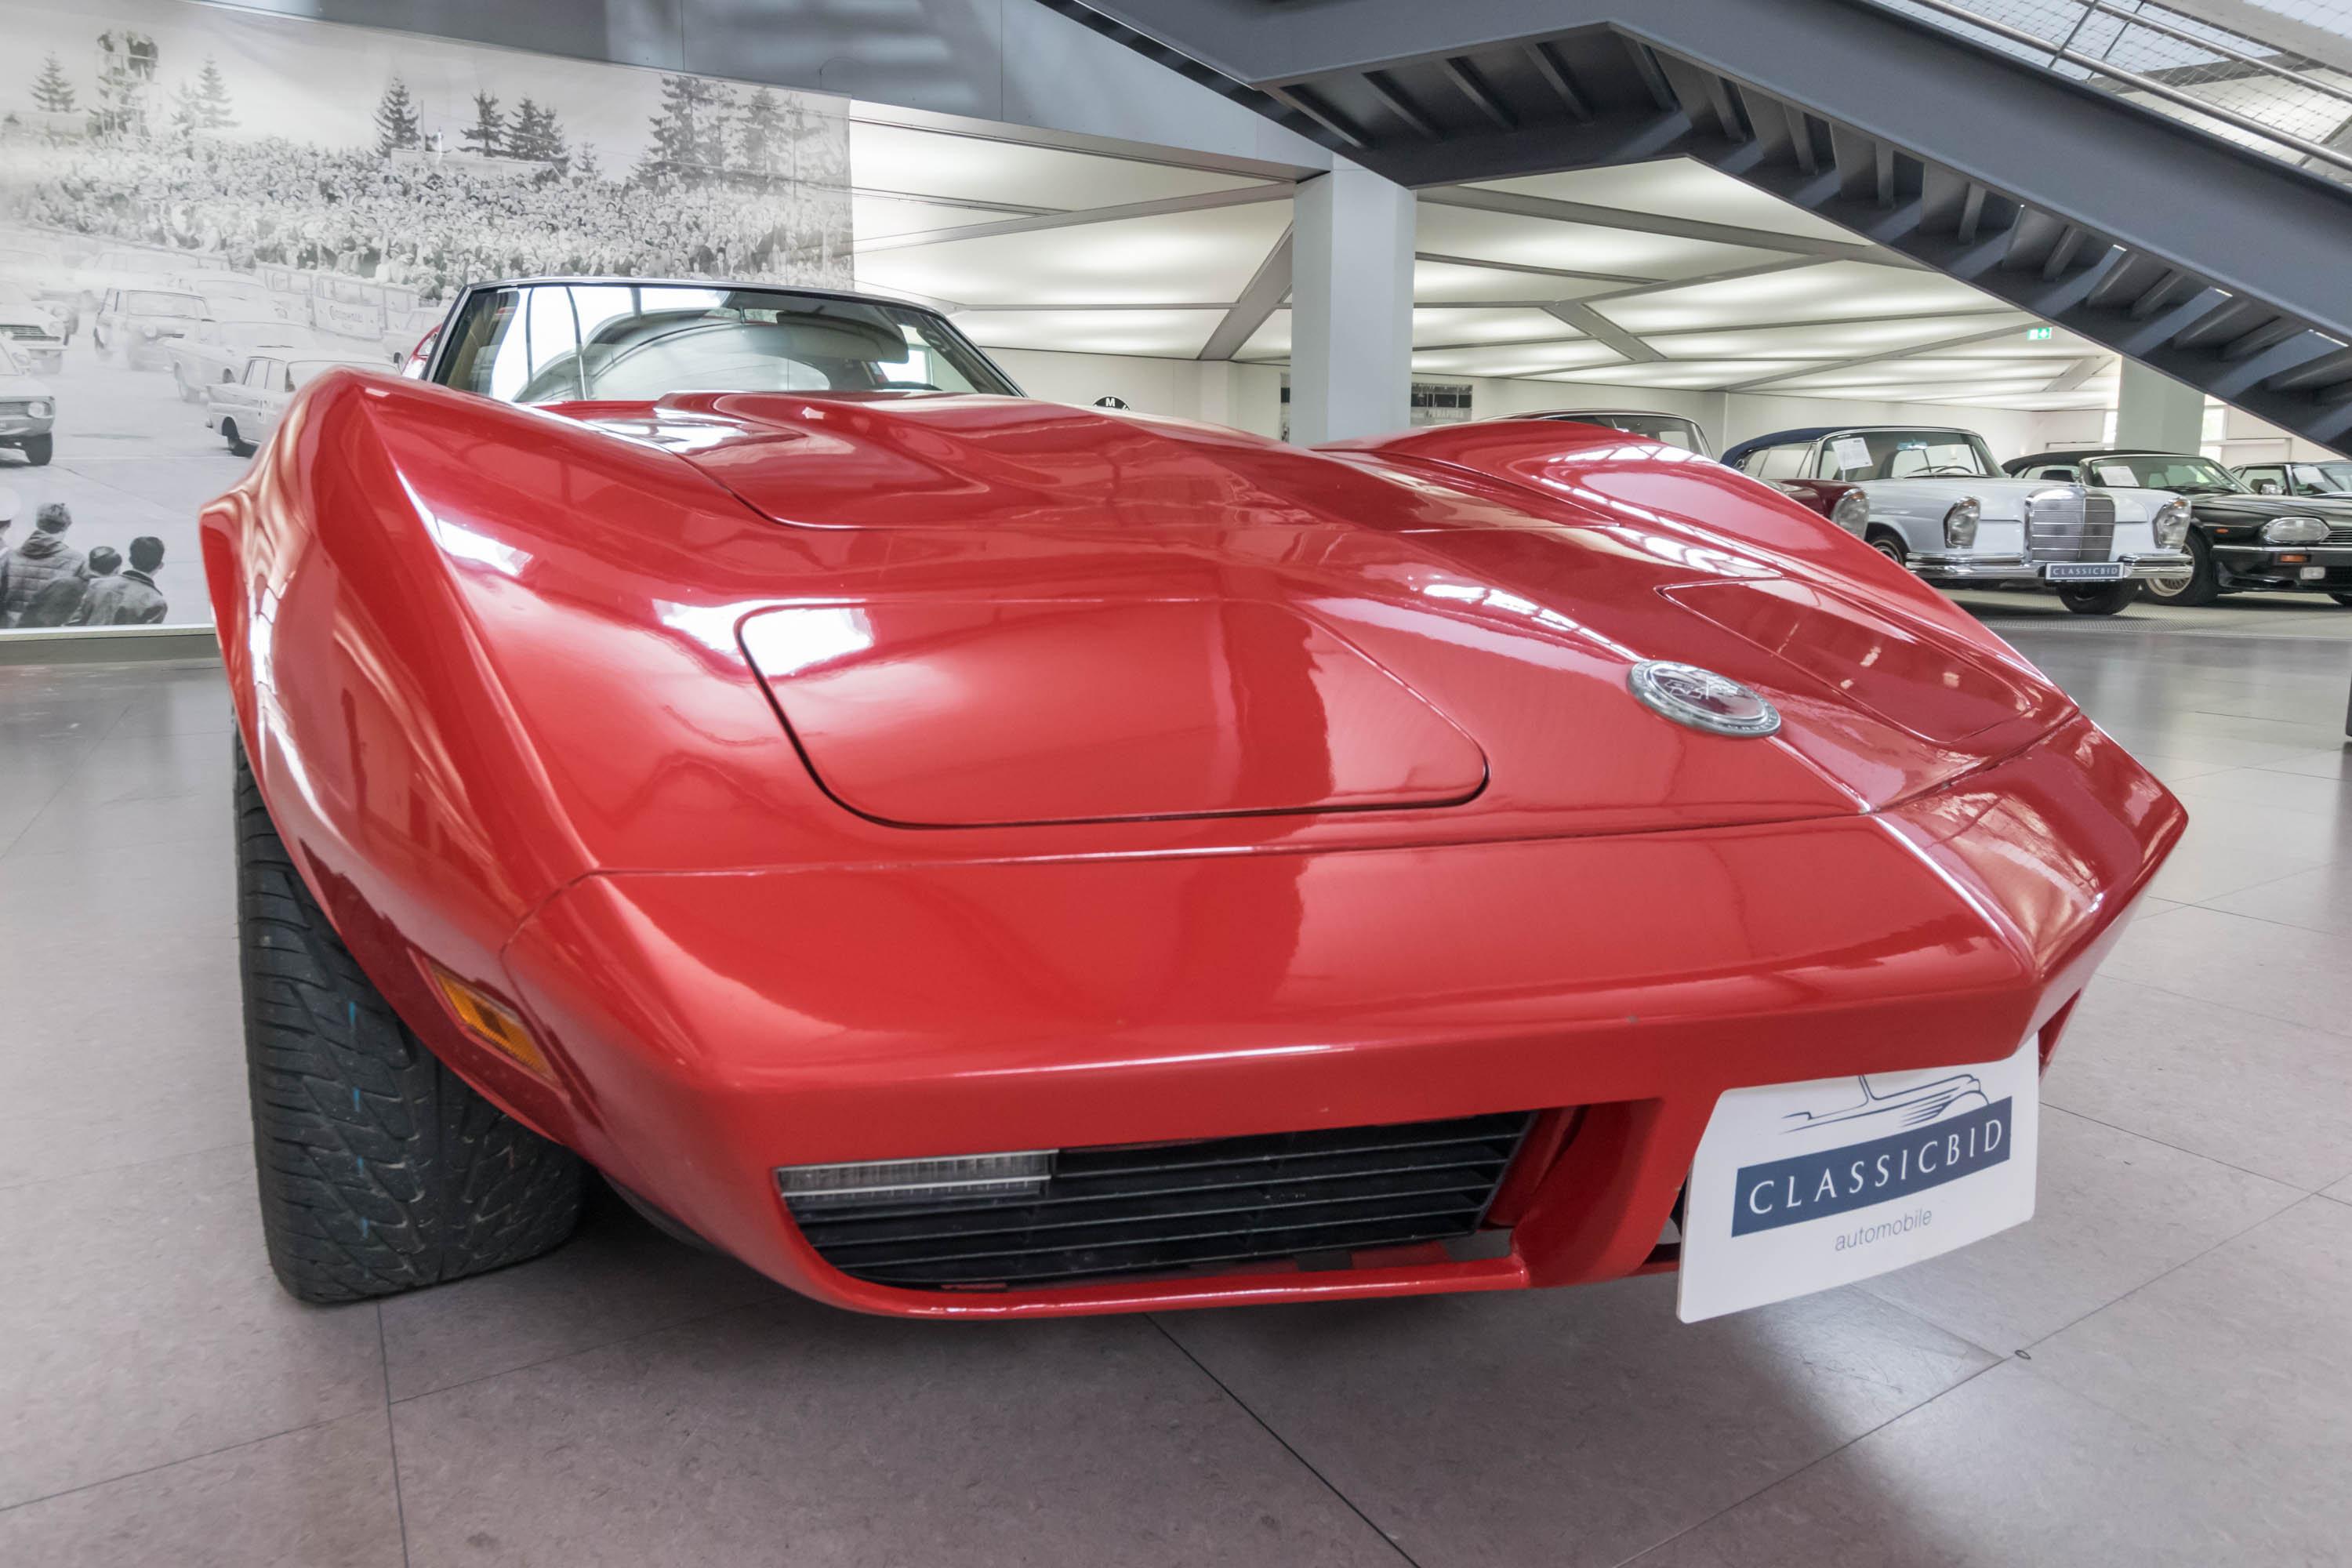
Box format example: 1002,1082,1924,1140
31,55,76,114
463,90,504,157
374,75,420,155
194,56,235,131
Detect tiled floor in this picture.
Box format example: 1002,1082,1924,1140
2,591,2349,1567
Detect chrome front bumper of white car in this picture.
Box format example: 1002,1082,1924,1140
1911,550,2192,584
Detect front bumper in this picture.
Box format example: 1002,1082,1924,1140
1913,550,2191,584
2211,542,2352,590
0,412,53,441
466,717,2179,1319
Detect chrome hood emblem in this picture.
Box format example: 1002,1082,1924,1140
1628,661,1781,738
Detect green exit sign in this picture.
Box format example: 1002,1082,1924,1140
2024,326,2053,340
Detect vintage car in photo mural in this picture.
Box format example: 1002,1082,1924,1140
0,339,56,466
165,318,332,404
0,281,67,374
205,350,379,456
1724,425,2193,615
2006,448,2352,606
201,278,2183,1323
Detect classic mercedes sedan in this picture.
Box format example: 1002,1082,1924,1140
2007,448,2352,605
1725,425,2192,614
201,278,2182,1323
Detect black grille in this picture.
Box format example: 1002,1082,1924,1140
790,1112,1534,1290
2326,521,2352,544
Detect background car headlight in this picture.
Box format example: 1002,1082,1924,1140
2153,500,2190,551
140,324,158,338
1831,488,1870,536
2260,516,2328,545
26,399,53,419
1943,498,1981,549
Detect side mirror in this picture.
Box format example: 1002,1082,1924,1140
2256,480,2283,495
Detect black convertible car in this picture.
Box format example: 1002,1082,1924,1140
2004,448,2352,607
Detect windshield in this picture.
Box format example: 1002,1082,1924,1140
2082,455,2241,494
1816,429,1995,480
2299,463,2352,492
1559,412,1707,453
123,290,202,318
437,282,1020,405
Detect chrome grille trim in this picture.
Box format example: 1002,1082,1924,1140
2026,487,2116,563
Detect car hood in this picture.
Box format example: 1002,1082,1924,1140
0,373,49,397
2187,492,2352,520
510,391,2074,833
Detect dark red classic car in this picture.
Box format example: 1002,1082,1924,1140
202,279,2180,1321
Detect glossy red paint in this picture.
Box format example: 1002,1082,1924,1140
201,371,2183,1318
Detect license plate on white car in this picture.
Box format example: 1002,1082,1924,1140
2043,562,2125,582
1676,1038,2039,1323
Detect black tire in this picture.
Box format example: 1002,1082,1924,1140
2142,532,2220,607
223,418,254,458
20,435,49,466
1866,529,1907,568
2056,581,2140,615
236,735,583,1303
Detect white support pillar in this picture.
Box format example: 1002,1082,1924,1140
1288,161,1414,445
2116,360,2205,452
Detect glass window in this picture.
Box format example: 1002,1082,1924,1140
243,358,278,387
1751,445,1808,481
1812,429,1994,481
2294,462,2352,492
437,283,1021,405
122,290,201,318
1569,413,1706,452
2084,456,2241,493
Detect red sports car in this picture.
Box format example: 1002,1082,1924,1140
201,278,2182,1321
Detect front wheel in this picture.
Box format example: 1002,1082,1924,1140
1866,530,1908,568
235,735,585,1302
19,435,50,466
2141,533,2220,607
222,418,254,458
2056,581,2140,615
174,368,200,403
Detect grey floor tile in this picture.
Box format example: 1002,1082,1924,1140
0,1145,386,1508
106,666,234,737
2028,1197,2352,1477
381,1185,780,1400
2201,860,2352,938
2259,746,2352,780
390,1300,1400,1568
2101,902,2352,1041
1626,1360,2343,1568
1158,1275,1994,1568
2042,977,2352,1189
2169,764,2352,818
1857,1107,2301,1352
0,1410,402,1568
2136,800,2345,903
4,721,235,861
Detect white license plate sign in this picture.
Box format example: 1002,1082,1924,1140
2044,562,2125,582
1677,1039,2039,1323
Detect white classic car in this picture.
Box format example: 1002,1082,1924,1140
205,351,376,456
0,281,66,374
178,273,285,328
0,339,56,467
1723,425,2192,615
165,318,328,403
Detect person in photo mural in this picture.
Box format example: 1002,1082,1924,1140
72,537,169,626
0,504,85,628
16,546,121,630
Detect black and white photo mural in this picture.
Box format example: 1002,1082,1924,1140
0,0,854,633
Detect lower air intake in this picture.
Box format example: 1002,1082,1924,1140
788,1112,1535,1290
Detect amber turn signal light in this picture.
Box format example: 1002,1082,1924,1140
428,963,553,1076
